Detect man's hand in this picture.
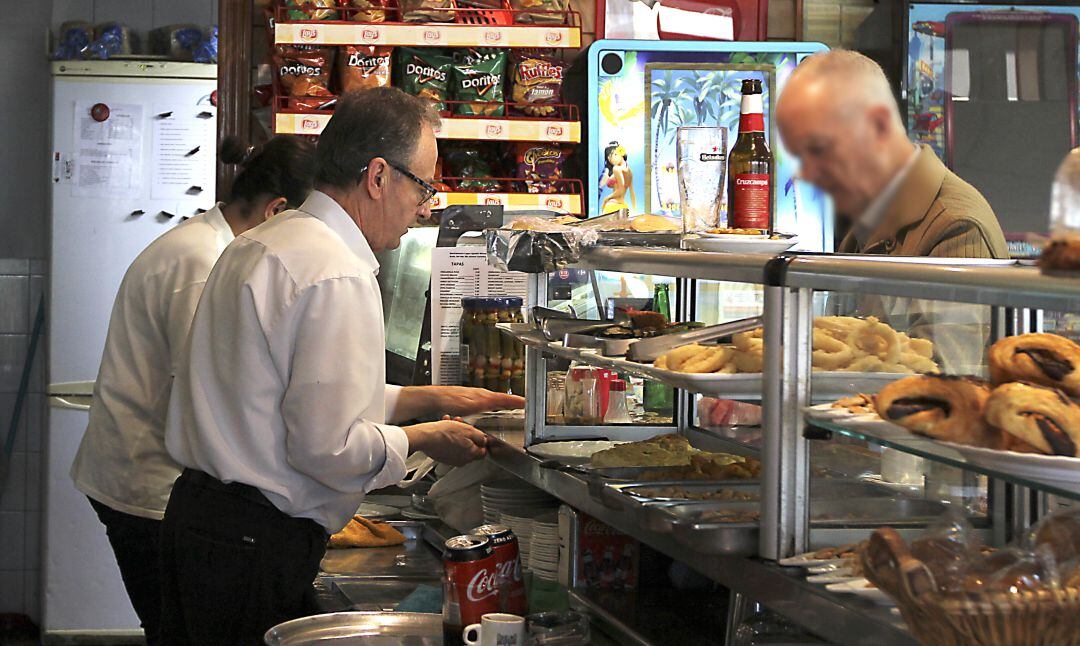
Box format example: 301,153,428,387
429,386,525,417
403,420,488,467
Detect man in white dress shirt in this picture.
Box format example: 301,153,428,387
160,88,522,645
70,136,315,645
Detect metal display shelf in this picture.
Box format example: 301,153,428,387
274,110,582,143
274,19,581,48
807,416,1080,501
485,438,914,646
570,246,774,284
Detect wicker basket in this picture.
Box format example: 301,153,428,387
861,529,1080,646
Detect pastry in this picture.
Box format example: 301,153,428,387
1039,236,1080,272
629,214,678,233
989,333,1080,397
875,375,1007,448
985,382,1080,456
832,393,875,415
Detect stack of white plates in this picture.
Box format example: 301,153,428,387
503,514,535,564
529,512,560,582
479,480,558,525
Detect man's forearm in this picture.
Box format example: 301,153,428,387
386,386,440,424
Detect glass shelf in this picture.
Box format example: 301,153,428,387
807,416,1080,501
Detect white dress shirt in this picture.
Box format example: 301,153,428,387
71,205,235,519
165,191,409,532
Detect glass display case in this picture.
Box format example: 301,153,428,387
488,244,1080,643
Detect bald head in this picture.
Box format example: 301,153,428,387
777,49,916,218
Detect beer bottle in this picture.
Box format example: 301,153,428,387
727,78,773,232
643,283,674,416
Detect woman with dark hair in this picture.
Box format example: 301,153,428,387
600,140,636,214
70,135,315,646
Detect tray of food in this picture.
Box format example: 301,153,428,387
568,210,682,247
805,333,1080,494
667,502,760,555
600,481,760,511
682,230,799,254
638,316,939,399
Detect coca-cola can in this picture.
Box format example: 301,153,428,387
470,524,527,614
442,534,499,646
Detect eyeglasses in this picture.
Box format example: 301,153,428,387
359,159,438,208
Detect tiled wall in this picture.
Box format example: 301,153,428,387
0,260,48,623
52,0,220,32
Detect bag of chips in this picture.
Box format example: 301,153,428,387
285,0,340,20
443,144,504,192
451,50,507,117
510,53,565,117
274,47,334,97
510,0,568,24
339,0,394,22
399,0,455,23
514,144,568,193
397,47,452,112
337,46,393,92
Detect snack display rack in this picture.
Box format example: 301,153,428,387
483,245,1080,645
269,1,584,214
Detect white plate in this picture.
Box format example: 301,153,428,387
355,502,401,519
779,552,849,568
806,560,852,574
684,234,798,254
826,579,894,605
614,362,905,400
806,572,860,584
938,441,1080,493
400,508,440,521
527,440,628,465
803,403,862,423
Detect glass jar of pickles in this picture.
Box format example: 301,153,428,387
459,296,525,395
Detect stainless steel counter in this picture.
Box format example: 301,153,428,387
485,435,916,646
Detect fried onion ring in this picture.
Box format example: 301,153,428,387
812,330,855,370
813,316,863,340
899,352,939,374
680,346,733,374
656,344,706,371
904,337,934,359
733,329,764,352
848,317,901,364
733,348,764,373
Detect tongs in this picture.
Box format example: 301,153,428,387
625,315,763,363
532,306,632,342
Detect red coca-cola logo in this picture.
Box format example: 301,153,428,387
299,27,318,41
466,568,499,602
493,556,522,583
583,519,621,536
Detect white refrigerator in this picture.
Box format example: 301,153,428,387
45,60,217,638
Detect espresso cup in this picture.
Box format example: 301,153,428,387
462,613,526,646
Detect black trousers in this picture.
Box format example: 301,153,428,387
88,497,164,646
160,469,329,646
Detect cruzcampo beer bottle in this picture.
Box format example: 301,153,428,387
643,283,674,416
727,79,773,232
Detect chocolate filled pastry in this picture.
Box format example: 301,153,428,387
985,382,1080,456
1039,236,1080,272
989,333,1080,397
875,375,1006,448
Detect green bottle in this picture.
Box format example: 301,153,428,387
643,283,674,416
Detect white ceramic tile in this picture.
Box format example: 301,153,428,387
0,570,25,614
0,276,30,334
25,454,40,512
23,568,39,623
0,512,26,569
24,511,41,572
21,394,43,454
154,0,215,26
0,259,29,276
0,452,27,512
0,335,29,393
94,0,154,37
53,0,94,30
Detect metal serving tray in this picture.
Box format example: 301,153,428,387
265,611,441,645
808,497,949,528
667,502,761,556
581,465,761,499
601,481,761,511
